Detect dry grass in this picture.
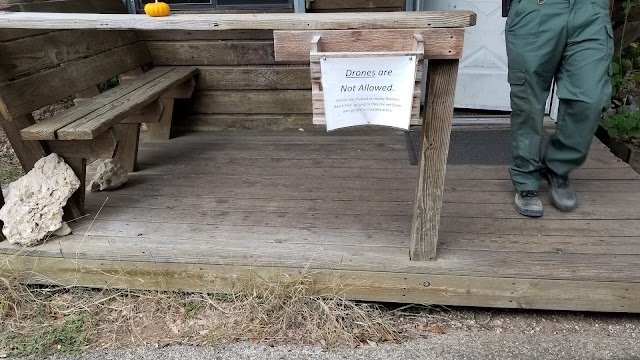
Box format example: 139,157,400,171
0,271,414,357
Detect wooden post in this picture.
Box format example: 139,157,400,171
113,123,140,173
147,98,174,140
63,158,86,221
410,59,459,261
0,113,47,171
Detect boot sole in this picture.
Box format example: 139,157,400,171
549,193,577,212
514,204,543,218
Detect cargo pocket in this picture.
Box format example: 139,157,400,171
508,69,525,85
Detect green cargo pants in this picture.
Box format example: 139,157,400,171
506,0,613,192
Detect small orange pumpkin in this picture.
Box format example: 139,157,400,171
144,1,170,17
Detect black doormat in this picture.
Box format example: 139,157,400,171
404,128,549,166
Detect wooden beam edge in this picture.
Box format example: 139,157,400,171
1,254,638,313
0,11,478,30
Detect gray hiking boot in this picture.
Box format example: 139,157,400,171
514,190,543,217
545,170,577,212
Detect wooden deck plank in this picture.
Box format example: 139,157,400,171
82,179,640,204
2,233,640,283
2,130,640,311
83,193,640,220
127,163,639,180
73,202,640,238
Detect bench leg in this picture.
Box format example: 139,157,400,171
0,114,48,171
147,98,175,140
113,123,140,173
410,59,459,261
63,158,86,221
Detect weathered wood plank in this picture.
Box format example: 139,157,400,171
177,114,313,131
20,67,174,141
411,60,459,261
309,0,404,10
136,29,274,41
83,189,640,221
0,30,137,82
161,78,196,99
121,100,164,124
274,28,464,62
147,41,275,66
47,129,118,159
192,90,312,114
3,231,640,283
0,42,151,119
311,8,404,13
56,67,197,140
0,12,478,30
0,0,126,13
113,123,140,173
0,113,47,171
78,177,640,207
614,20,640,54
129,161,639,181
2,254,639,312
196,66,311,90
147,98,173,140
0,28,50,42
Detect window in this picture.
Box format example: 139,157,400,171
139,0,293,10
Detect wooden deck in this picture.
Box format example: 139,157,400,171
2,128,640,312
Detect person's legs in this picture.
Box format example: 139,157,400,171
506,0,570,216
543,0,613,211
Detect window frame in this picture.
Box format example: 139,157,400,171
137,0,293,10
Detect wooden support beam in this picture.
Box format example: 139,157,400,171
121,100,164,124
0,12,477,31
274,28,465,63
62,157,86,221
74,86,101,106
0,113,47,171
410,59,459,261
161,78,196,99
47,129,118,160
113,123,140,173
147,98,174,140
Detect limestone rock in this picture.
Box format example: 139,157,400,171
89,159,128,192
0,153,80,246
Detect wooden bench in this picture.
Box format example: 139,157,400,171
0,29,198,219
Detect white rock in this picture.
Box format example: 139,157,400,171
0,154,80,247
89,159,128,192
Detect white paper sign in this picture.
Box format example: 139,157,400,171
320,56,416,131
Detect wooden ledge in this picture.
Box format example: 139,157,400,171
0,11,476,31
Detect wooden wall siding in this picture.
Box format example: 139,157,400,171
0,42,150,118
141,30,315,130
0,0,126,13
308,0,404,12
0,30,138,82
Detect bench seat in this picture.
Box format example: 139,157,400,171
20,66,198,141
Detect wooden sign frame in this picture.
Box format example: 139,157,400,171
309,34,424,126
